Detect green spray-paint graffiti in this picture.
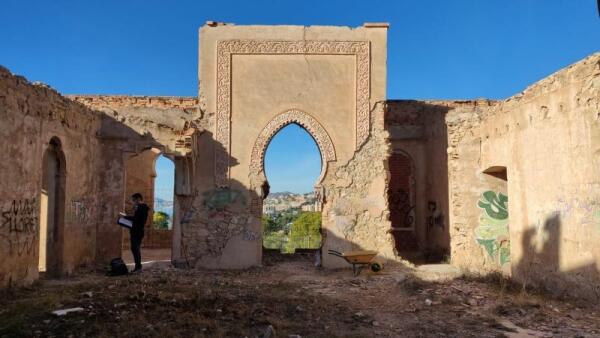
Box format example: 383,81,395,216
593,210,600,232
203,188,245,210
475,191,510,266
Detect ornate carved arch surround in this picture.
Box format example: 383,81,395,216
249,109,336,190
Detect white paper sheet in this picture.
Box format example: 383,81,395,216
117,216,133,228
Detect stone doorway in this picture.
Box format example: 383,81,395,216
38,137,66,277
122,148,175,266
387,150,418,255
191,24,390,269
260,124,323,262
251,112,333,265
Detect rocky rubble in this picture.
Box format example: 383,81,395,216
1,259,598,337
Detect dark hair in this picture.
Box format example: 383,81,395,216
131,193,143,200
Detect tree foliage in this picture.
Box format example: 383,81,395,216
290,211,321,236
153,211,170,230
262,214,278,233
262,210,322,252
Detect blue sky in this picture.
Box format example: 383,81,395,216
154,155,175,201
264,125,322,193
1,1,598,194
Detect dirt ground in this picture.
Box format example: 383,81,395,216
1,254,599,338
121,248,172,266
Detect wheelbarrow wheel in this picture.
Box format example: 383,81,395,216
370,262,382,273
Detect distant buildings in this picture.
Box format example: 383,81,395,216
301,201,321,212
263,192,322,216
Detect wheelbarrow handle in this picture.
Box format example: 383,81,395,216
327,249,343,257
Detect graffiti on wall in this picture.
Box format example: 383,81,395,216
549,195,600,233
475,191,510,266
593,210,600,232
1,199,37,234
1,198,38,257
181,205,197,224
547,183,600,232
68,200,90,223
8,237,37,257
203,188,246,211
242,229,259,241
388,188,415,228
427,201,445,230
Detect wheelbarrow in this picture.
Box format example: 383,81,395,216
327,249,382,276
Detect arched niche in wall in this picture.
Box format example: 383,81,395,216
387,149,418,253
122,148,177,263
39,137,67,277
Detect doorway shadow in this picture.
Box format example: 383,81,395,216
384,100,453,264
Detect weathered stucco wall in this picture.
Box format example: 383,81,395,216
71,95,201,262
0,66,104,286
2,23,598,299
385,100,457,258
191,22,393,268
69,95,200,156
447,53,600,299
321,101,394,267
0,72,198,286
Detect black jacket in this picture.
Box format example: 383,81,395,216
126,203,149,237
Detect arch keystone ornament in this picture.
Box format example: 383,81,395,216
249,109,336,189
215,39,370,187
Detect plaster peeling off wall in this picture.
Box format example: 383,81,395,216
446,101,499,273
69,95,202,156
188,23,390,269
447,53,600,300
72,95,205,265
0,66,105,286
322,102,395,267
179,186,255,268
384,99,464,256
177,101,395,270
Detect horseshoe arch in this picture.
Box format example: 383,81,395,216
249,109,336,193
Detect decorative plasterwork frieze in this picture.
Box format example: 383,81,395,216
215,39,370,187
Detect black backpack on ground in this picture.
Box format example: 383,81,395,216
107,257,129,276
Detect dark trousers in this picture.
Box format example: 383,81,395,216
130,233,144,269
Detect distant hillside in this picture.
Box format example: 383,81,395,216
154,197,174,222
268,191,294,198
263,191,317,215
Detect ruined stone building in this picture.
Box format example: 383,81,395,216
1,23,599,300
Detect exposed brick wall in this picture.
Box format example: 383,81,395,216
70,94,202,157
144,229,173,249
69,95,199,110
384,100,487,255
388,152,413,228
387,152,418,251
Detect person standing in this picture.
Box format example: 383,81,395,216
125,193,149,273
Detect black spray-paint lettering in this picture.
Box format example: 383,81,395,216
1,199,37,234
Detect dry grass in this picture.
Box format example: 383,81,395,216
0,268,374,338
1,261,598,337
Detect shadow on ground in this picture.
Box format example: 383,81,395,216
1,257,598,338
